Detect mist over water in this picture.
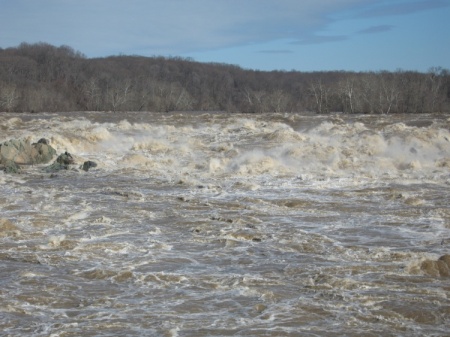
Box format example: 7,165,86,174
1,111,450,336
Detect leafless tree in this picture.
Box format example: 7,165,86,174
83,78,101,111
309,79,330,113
0,42,449,113
107,80,132,112
0,84,20,111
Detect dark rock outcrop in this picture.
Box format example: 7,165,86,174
0,138,56,173
36,138,49,145
0,138,100,174
0,138,56,165
420,254,450,277
81,160,97,172
1,160,21,174
46,152,75,171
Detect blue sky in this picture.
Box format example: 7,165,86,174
0,0,449,72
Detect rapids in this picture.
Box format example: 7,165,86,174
1,111,450,336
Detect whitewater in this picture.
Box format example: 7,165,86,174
1,111,450,336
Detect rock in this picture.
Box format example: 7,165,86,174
32,142,57,163
436,260,450,277
229,230,263,242
57,152,75,165
0,138,56,166
420,260,440,277
420,255,450,277
46,152,75,172
81,160,97,172
1,160,21,174
0,139,27,164
439,254,450,267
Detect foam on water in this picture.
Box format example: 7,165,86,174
4,112,448,181
1,112,450,336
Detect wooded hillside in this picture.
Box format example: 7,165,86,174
1,42,449,113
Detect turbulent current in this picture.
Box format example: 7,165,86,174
1,111,450,336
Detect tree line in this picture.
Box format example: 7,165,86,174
0,42,449,114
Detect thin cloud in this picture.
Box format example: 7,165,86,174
292,35,348,45
359,0,449,18
3,0,445,60
0,0,367,56
258,49,294,54
357,25,395,34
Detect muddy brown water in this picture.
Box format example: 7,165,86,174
1,111,450,336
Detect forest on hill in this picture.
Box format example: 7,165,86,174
0,42,449,114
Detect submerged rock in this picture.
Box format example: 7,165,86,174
36,138,49,145
46,152,75,172
439,254,450,267
81,160,97,172
0,138,56,166
57,151,75,165
420,254,450,277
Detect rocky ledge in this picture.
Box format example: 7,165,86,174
0,138,56,173
0,138,97,173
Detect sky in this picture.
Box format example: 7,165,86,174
0,0,449,72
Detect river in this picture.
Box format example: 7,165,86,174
1,111,450,336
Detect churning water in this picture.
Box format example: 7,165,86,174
1,111,450,336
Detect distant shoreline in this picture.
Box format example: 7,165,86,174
1,43,449,114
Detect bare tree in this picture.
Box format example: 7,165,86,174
377,72,400,114
0,42,449,113
83,78,101,111
309,79,330,113
107,80,132,112
427,67,446,112
268,89,289,112
0,84,20,111
338,76,357,113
